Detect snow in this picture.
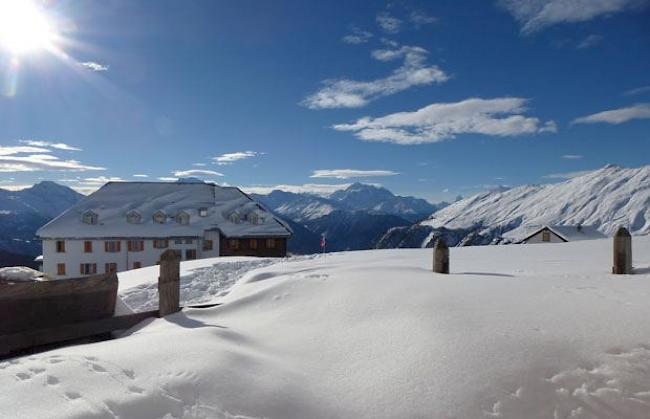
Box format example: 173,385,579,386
423,165,650,239
37,182,292,239
117,256,281,313
2,236,650,418
0,266,45,282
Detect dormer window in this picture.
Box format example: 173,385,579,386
246,211,259,224
229,211,241,224
82,210,98,225
176,211,190,225
153,210,166,224
126,210,142,224
199,207,208,217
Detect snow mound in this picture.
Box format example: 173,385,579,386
0,266,45,282
2,238,650,418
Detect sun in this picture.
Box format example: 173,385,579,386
0,0,57,55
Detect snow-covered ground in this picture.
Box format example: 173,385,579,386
3,237,650,418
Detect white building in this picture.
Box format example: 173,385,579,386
520,224,606,244
37,182,292,279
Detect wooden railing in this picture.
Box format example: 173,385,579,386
0,250,212,358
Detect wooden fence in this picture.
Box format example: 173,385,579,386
0,250,206,358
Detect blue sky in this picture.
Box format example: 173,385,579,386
0,0,648,202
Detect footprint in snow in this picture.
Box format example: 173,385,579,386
46,375,60,386
64,391,82,401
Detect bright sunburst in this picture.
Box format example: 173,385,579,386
0,0,57,55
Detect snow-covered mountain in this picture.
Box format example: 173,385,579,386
378,165,650,249
251,183,446,253
0,182,83,260
253,183,443,223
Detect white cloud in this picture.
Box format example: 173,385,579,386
213,151,260,165
624,85,650,96
241,183,354,196
302,44,448,109
0,146,51,155
173,169,224,177
19,140,81,151
80,61,109,72
572,103,650,124
333,97,557,145
310,169,399,179
342,27,373,44
133,174,149,178
0,154,105,172
80,176,125,185
158,177,178,182
192,162,207,167
543,170,593,179
562,154,583,159
576,34,603,49
377,12,402,33
409,10,438,27
499,0,647,33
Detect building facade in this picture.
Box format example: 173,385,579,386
37,182,292,279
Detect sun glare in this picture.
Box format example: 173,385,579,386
0,0,57,55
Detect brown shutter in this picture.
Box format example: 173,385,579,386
117,241,121,252
80,264,83,275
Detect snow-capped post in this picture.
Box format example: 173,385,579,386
612,227,632,275
158,249,181,316
433,238,449,274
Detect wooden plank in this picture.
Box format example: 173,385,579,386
158,250,181,316
0,273,117,335
0,310,158,358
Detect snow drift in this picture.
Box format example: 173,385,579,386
2,237,650,418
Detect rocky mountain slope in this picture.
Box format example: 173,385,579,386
377,165,650,249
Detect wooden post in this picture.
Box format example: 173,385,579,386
433,238,449,274
158,250,181,316
612,227,632,274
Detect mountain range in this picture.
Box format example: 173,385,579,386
377,165,650,249
251,182,447,253
0,181,83,262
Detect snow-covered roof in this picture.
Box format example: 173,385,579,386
36,182,292,239
521,224,606,242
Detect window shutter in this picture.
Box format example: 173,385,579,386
80,264,83,274
117,241,121,252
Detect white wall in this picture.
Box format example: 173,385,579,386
42,234,217,279
524,230,566,244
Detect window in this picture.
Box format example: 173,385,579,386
229,212,240,224
229,239,239,250
202,239,213,251
127,240,144,252
82,210,98,225
105,263,117,273
105,241,121,252
153,211,166,224
199,208,208,217
126,210,141,224
133,261,142,269
56,263,66,276
265,238,276,249
185,249,196,260
80,263,97,275
174,239,183,245
185,238,193,244
542,231,551,242
56,240,65,253
246,212,259,224
250,239,258,249
84,241,93,253
153,239,169,249
176,211,190,225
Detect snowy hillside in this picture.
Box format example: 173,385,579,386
379,165,650,248
0,181,83,259
3,237,650,418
